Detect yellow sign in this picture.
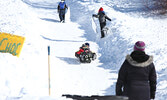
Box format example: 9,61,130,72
0,32,25,57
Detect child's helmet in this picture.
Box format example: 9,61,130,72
85,43,89,47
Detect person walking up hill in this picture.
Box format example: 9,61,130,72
92,7,111,38
57,0,68,23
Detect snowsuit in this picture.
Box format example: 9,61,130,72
116,51,157,100
75,46,91,58
57,1,68,22
93,11,111,38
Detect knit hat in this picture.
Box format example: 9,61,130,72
85,43,90,47
134,41,145,51
98,7,103,12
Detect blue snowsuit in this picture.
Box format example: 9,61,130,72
58,1,68,22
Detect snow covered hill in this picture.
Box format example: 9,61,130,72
0,0,167,100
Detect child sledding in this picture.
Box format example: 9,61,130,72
75,43,97,63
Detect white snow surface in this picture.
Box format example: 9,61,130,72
0,0,167,100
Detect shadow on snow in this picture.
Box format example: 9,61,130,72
57,57,81,65
21,0,58,9
40,18,60,23
40,35,85,43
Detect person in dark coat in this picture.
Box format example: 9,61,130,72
116,41,157,100
92,7,111,38
57,0,68,23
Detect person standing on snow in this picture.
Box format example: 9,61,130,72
57,0,68,23
116,41,157,100
92,7,111,38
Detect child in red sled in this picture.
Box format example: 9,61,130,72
75,43,91,58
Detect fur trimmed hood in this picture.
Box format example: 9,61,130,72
126,55,153,67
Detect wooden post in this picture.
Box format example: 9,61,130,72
48,46,51,96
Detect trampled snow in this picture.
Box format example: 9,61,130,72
0,0,167,100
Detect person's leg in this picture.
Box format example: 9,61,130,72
63,14,65,22
59,10,64,22
101,30,105,38
59,13,62,22
62,10,65,22
100,23,106,38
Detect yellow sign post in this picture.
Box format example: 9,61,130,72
0,32,25,57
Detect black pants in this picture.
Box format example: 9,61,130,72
100,22,106,38
59,9,65,22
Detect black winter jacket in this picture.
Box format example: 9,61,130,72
93,11,111,24
116,51,157,100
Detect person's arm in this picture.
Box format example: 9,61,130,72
77,49,84,55
92,14,99,18
57,4,60,13
116,60,127,96
149,63,157,99
105,15,111,21
65,3,68,9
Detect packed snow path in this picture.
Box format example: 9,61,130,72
21,0,117,97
